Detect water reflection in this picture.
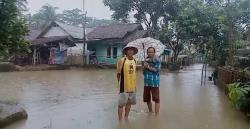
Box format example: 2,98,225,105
0,65,249,129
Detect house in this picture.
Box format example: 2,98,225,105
86,23,148,65
27,21,92,65
236,48,250,68
161,48,173,64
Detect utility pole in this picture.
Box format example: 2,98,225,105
82,0,87,65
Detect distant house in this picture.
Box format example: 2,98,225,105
86,23,148,65
27,21,92,65
161,48,173,64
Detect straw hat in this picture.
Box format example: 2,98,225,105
123,46,138,55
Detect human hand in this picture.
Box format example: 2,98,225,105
143,62,149,69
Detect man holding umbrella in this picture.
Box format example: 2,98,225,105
124,37,165,117
143,47,161,116
116,46,138,121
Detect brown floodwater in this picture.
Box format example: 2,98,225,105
0,64,249,129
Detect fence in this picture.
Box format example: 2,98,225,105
217,67,240,89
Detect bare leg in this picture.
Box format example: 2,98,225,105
155,103,160,116
147,102,153,113
118,106,123,121
125,104,131,121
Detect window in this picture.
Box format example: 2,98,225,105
107,47,111,58
91,48,96,56
113,47,118,59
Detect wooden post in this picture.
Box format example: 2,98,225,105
201,61,204,86
204,61,207,86
33,46,37,65
82,0,87,65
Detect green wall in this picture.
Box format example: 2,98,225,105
88,42,124,64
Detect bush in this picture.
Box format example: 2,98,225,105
228,67,250,114
228,82,250,111
0,62,16,72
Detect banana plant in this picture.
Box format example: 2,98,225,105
228,82,250,110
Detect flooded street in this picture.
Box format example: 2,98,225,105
0,64,249,129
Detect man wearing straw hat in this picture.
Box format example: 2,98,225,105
116,46,138,121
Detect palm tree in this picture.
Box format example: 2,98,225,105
16,0,28,12
39,4,58,21
31,4,59,29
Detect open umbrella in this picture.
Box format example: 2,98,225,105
125,37,166,61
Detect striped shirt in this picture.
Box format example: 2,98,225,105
143,56,161,87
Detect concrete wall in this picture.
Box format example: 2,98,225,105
88,42,124,64
67,43,86,56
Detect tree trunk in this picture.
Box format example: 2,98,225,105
173,52,178,64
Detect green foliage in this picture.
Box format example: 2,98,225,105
228,82,250,111
243,67,250,78
28,5,118,29
58,8,118,27
159,23,184,63
103,0,180,37
28,4,59,29
0,0,30,59
228,67,250,111
236,40,250,49
104,0,250,66
85,17,118,28
159,0,227,64
57,8,83,26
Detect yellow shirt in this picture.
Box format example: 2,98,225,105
117,57,137,93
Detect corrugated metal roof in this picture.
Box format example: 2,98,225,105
32,36,75,47
123,30,148,43
87,23,142,40
25,29,42,41
55,21,93,39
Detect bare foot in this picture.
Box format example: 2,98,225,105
148,111,154,114
125,117,129,122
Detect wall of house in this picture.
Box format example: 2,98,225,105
88,42,124,64
66,43,89,65
67,43,84,56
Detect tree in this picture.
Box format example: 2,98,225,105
103,0,179,37
219,0,250,66
85,17,118,28
104,0,249,66
159,23,184,63
235,0,250,45
28,5,118,29
159,0,228,65
16,0,27,12
57,8,83,26
0,0,30,60
30,4,59,29
244,27,250,40
57,8,118,27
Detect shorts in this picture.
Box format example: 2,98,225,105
143,86,160,103
118,92,136,107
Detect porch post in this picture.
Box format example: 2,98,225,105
33,46,37,65
82,0,87,65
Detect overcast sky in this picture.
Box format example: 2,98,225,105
26,0,113,19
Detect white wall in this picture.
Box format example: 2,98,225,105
67,43,88,56
67,43,89,64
